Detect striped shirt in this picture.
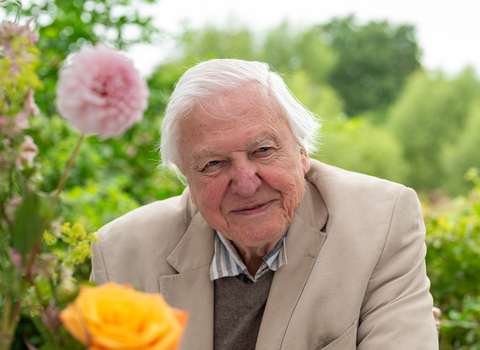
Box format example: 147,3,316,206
210,230,288,283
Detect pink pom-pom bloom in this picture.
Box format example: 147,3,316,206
55,44,149,139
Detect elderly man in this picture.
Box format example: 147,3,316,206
91,59,438,349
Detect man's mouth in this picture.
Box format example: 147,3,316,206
232,201,274,214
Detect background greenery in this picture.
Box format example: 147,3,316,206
2,0,480,348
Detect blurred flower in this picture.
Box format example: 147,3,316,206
59,282,188,350
0,18,38,59
56,265,76,298
25,90,40,116
49,216,64,238
15,135,38,170
0,111,30,134
55,43,149,139
36,253,58,280
15,111,30,129
5,196,22,221
41,299,61,331
8,247,22,270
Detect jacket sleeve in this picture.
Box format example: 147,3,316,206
89,236,109,284
357,187,438,350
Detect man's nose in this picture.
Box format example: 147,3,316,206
230,161,262,197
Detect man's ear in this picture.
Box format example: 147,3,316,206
300,147,310,174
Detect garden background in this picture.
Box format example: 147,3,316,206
1,0,480,349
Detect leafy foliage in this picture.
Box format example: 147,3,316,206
320,16,421,117
178,23,258,64
442,102,480,195
388,68,480,192
316,115,408,184
425,169,480,349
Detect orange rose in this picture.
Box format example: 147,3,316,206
59,282,188,350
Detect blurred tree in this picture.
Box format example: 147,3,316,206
259,21,339,85
285,69,343,122
320,15,421,117
146,60,186,121
293,25,339,85
177,23,257,64
388,68,480,192
443,102,480,195
317,116,408,184
259,21,299,74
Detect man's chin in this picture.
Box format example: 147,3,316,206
229,225,287,247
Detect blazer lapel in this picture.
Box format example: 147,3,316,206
159,212,215,350
256,181,329,350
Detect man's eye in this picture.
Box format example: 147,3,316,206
257,147,270,152
206,160,220,167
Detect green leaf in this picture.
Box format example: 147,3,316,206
473,204,480,217
12,191,44,260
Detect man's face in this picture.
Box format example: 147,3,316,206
178,87,310,254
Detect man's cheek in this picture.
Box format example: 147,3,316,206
200,191,223,213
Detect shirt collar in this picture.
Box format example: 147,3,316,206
210,230,288,283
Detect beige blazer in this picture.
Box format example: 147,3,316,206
91,160,438,349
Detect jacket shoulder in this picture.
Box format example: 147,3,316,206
91,188,197,288
306,159,406,201
305,159,418,240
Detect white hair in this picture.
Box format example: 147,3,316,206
160,59,321,171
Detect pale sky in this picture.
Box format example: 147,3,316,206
129,0,480,77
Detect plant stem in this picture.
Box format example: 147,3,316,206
9,301,20,333
0,337,13,350
50,134,84,208
0,295,16,350
1,295,11,332
25,134,84,283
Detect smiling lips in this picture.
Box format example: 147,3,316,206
231,200,274,215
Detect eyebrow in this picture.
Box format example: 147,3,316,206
191,134,276,161
192,147,217,161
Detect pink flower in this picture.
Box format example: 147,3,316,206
5,196,22,221
8,247,22,270
15,135,38,170
0,111,30,135
15,111,30,129
0,116,11,132
55,43,149,139
25,90,40,116
0,18,38,59
0,18,38,45
41,299,61,331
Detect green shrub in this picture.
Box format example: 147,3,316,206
425,169,480,349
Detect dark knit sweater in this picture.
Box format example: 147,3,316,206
214,270,275,350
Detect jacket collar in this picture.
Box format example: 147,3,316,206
256,180,328,349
